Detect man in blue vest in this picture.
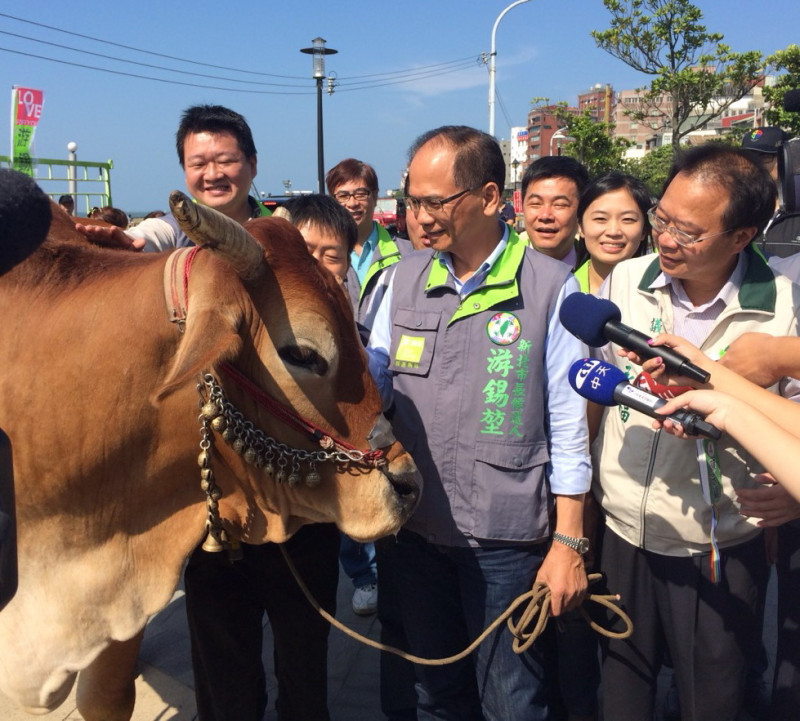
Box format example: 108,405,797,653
367,125,591,721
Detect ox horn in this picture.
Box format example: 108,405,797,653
168,190,264,280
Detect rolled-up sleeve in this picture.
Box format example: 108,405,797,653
544,276,592,495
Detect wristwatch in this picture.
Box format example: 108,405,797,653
552,531,590,555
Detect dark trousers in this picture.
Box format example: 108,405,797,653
390,529,549,721
184,523,340,721
772,520,800,719
600,529,768,721
375,535,418,721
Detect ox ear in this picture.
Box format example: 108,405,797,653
153,308,243,403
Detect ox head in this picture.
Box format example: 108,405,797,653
155,192,420,544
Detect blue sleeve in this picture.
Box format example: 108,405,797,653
366,270,396,411
544,275,593,495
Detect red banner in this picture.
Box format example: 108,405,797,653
11,87,44,176
14,87,44,126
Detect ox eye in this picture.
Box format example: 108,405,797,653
279,345,329,376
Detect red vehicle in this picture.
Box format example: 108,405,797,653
372,197,397,227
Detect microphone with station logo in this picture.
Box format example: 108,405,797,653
568,357,721,440
559,293,711,384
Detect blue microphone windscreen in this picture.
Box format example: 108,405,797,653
559,293,621,347
568,358,627,407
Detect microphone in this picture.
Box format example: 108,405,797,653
559,293,710,384
568,358,721,440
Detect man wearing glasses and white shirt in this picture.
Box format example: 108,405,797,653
367,125,591,721
591,143,800,721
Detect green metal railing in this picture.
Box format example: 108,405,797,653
0,156,113,216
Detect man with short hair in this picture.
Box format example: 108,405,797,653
279,193,357,284
78,105,270,251
84,104,336,721
57,194,74,216
368,125,591,721
326,158,410,618
519,156,589,265
593,144,800,720
327,158,409,330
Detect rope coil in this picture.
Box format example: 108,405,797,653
280,546,633,666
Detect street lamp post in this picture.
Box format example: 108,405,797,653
511,158,520,193
300,38,337,193
550,128,575,157
488,0,532,137
67,141,78,202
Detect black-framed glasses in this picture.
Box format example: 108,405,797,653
406,187,477,215
647,206,732,248
333,188,371,203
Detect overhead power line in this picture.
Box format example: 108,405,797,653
0,11,306,79
0,29,309,87
0,12,483,86
0,47,314,95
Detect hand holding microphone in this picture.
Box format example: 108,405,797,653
568,357,722,440
559,293,711,384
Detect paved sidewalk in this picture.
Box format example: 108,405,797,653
0,565,779,720
0,571,382,721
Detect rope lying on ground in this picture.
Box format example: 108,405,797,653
280,546,633,666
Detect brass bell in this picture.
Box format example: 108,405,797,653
211,415,227,432
276,470,286,484
244,448,258,465
305,470,321,487
202,530,224,553
222,427,237,444
200,401,219,420
197,450,210,468
287,471,301,487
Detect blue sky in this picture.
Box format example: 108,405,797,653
3,1,798,214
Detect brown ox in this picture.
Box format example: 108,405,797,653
0,186,420,720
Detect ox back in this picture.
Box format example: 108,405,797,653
0,429,17,611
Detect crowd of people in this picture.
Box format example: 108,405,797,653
72,103,800,721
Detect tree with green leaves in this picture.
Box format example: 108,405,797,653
552,107,633,178
626,144,675,196
593,0,763,150
764,45,800,136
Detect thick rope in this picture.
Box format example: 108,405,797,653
280,545,633,665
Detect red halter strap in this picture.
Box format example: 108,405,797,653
163,246,385,465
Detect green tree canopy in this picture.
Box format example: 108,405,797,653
593,0,763,149
552,107,633,178
764,44,800,136
626,144,674,197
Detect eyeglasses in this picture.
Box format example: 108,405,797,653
333,188,371,203
406,187,477,215
647,206,732,248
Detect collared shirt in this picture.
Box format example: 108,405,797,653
351,222,380,286
597,252,800,401
368,223,591,497
648,253,747,348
